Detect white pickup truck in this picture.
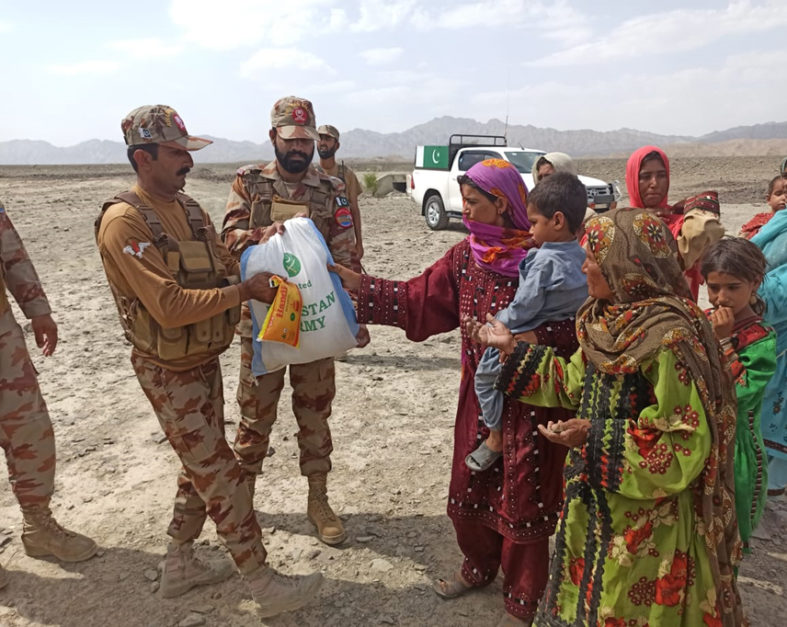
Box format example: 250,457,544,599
408,134,618,230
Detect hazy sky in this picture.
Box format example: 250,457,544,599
1,0,783,146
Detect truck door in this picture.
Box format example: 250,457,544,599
448,149,503,211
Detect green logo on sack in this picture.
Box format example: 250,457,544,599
282,253,301,277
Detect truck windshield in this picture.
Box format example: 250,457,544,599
504,151,545,174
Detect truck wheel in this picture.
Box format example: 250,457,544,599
424,194,448,230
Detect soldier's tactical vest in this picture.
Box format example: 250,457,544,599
242,171,331,230
95,191,240,362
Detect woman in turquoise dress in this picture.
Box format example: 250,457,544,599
468,208,743,625
751,208,787,494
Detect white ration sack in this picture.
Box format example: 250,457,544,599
240,217,359,375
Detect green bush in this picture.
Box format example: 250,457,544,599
362,172,378,195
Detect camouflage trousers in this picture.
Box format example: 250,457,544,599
131,353,266,574
235,336,335,477
0,322,55,509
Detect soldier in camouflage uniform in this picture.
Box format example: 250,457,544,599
95,105,322,617
0,201,97,589
316,124,365,262
223,96,367,546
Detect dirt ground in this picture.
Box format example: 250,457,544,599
0,157,784,626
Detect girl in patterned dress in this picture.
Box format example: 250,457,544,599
701,238,776,552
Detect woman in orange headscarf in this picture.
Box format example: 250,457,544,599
626,146,724,299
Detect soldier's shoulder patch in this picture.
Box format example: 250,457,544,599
334,206,353,229
0,203,5,213
123,238,151,259
236,163,264,176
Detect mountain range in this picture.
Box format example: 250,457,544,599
3,117,787,165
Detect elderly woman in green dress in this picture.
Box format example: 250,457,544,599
467,208,744,626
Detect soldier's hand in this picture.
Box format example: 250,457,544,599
327,262,361,292
252,222,286,245
239,272,279,303
31,314,58,356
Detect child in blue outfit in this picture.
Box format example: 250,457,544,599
466,172,589,471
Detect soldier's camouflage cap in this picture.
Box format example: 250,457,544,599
317,124,340,140
271,96,319,141
121,105,212,151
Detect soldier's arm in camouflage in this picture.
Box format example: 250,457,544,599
326,186,361,273
0,205,51,318
347,171,363,255
222,174,260,259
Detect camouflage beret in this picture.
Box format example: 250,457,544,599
271,96,319,141
121,105,211,151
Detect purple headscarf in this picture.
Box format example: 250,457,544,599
461,158,534,277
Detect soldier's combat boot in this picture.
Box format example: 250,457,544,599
307,473,346,545
159,541,235,598
21,507,97,562
0,564,8,590
245,564,323,618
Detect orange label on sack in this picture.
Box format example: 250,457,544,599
259,275,302,347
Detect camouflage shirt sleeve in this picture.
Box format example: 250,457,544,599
222,170,257,259
0,203,51,318
325,180,361,272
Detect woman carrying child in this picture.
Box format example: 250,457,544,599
466,171,588,472
701,238,776,552
470,208,743,625
330,159,577,625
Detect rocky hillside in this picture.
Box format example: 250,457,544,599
2,117,787,164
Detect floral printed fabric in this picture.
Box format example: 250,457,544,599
496,346,743,626
497,208,743,625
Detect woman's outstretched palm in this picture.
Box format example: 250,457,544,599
464,313,516,354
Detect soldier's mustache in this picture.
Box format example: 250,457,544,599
286,151,309,161
177,166,191,176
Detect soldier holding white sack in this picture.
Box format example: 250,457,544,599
222,96,367,546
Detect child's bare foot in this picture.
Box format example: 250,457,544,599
486,429,503,452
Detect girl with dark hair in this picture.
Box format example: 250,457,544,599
701,238,776,552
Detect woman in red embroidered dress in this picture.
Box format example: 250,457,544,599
331,159,577,625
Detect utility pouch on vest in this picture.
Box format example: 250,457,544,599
178,240,215,289
271,195,309,222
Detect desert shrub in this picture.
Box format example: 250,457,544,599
362,172,378,195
